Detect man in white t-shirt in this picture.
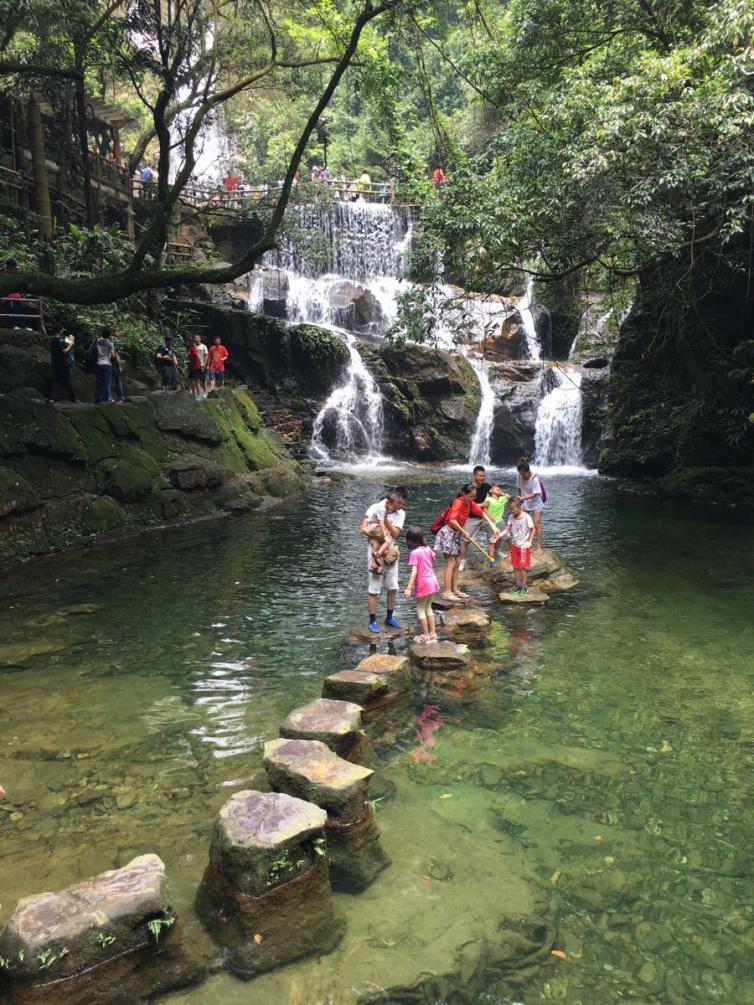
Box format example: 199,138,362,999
359,488,408,633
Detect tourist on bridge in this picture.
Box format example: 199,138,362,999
432,166,447,188
435,483,500,603
360,488,408,634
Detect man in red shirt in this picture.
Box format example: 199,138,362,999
187,333,207,400
206,336,229,393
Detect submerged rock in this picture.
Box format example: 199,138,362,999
196,790,343,977
0,640,67,668
408,641,472,671
280,698,364,759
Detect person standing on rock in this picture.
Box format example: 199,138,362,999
360,488,407,634
187,334,207,400
206,336,229,393
48,324,78,403
155,336,181,390
516,456,544,551
499,496,535,594
459,465,492,571
436,483,500,602
94,325,115,405
403,526,440,643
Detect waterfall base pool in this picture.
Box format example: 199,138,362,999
1,473,753,1004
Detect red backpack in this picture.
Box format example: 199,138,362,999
431,506,451,535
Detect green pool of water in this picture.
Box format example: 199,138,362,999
2,472,753,1004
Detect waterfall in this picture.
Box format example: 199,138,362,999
271,202,412,281
467,354,495,467
519,278,541,360
310,334,386,465
534,368,584,468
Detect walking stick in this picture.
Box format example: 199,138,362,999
463,529,498,566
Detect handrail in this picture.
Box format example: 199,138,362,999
133,175,404,208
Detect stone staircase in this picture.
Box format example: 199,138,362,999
248,385,311,458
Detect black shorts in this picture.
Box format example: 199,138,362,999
161,365,179,386
188,367,205,381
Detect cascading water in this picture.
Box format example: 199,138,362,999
519,278,586,469
534,369,584,467
309,334,386,464
467,354,495,467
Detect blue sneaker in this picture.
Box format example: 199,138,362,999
368,619,380,633
384,615,402,630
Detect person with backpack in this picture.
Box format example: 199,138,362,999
516,456,545,552
433,483,500,603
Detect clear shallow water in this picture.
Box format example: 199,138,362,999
2,474,754,1004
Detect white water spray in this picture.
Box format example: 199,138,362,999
310,334,387,464
534,368,584,468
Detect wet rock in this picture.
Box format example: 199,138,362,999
327,280,385,334
441,606,491,644
263,739,373,822
205,790,326,895
345,623,408,645
0,467,40,518
261,267,289,319
195,790,343,976
152,394,224,444
165,456,226,491
0,854,170,984
489,375,542,465
280,698,364,758
498,589,549,605
324,803,391,891
491,548,579,591
322,654,411,712
408,641,472,671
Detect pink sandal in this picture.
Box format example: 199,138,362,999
413,633,430,644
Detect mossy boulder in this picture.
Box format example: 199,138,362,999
0,467,40,518
358,343,480,461
100,458,155,502
66,407,119,464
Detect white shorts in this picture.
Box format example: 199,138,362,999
368,560,399,595
464,517,483,540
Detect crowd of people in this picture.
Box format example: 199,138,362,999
46,324,231,405
361,461,545,641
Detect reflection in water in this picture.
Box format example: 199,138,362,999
1,474,754,1004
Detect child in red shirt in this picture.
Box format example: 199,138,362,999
206,336,229,392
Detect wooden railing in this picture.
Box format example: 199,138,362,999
0,296,44,331
133,176,405,209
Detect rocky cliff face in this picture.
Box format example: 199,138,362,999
358,343,480,461
599,260,754,502
0,387,306,563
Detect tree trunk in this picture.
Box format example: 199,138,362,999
27,94,53,238
74,45,96,227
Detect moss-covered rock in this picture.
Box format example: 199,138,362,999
0,387,306,563
358,343,480,461
0,467,39,518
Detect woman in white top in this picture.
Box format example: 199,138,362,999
516,456,544,551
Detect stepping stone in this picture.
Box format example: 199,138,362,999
492,548,579,592
408,641,471,671
0,854,170,984
263,739,373,821
345,623,408,645
441,606,491,644
431,595,456,611
280,698,364,758
498,589,549,605
322,654,410,711
196,790,343,976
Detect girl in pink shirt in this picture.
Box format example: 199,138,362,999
403,526,441,643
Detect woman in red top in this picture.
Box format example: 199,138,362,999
435,483,500,601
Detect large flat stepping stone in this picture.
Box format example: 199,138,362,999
208,790,327,896
408,641,471,670
498,589,549,605
345,623,409,645
280,698,364,758
264,738,373,821
323,654,410,709
442,606,491,643
492,548,579,591
197,790,343,976
0,854,169,984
